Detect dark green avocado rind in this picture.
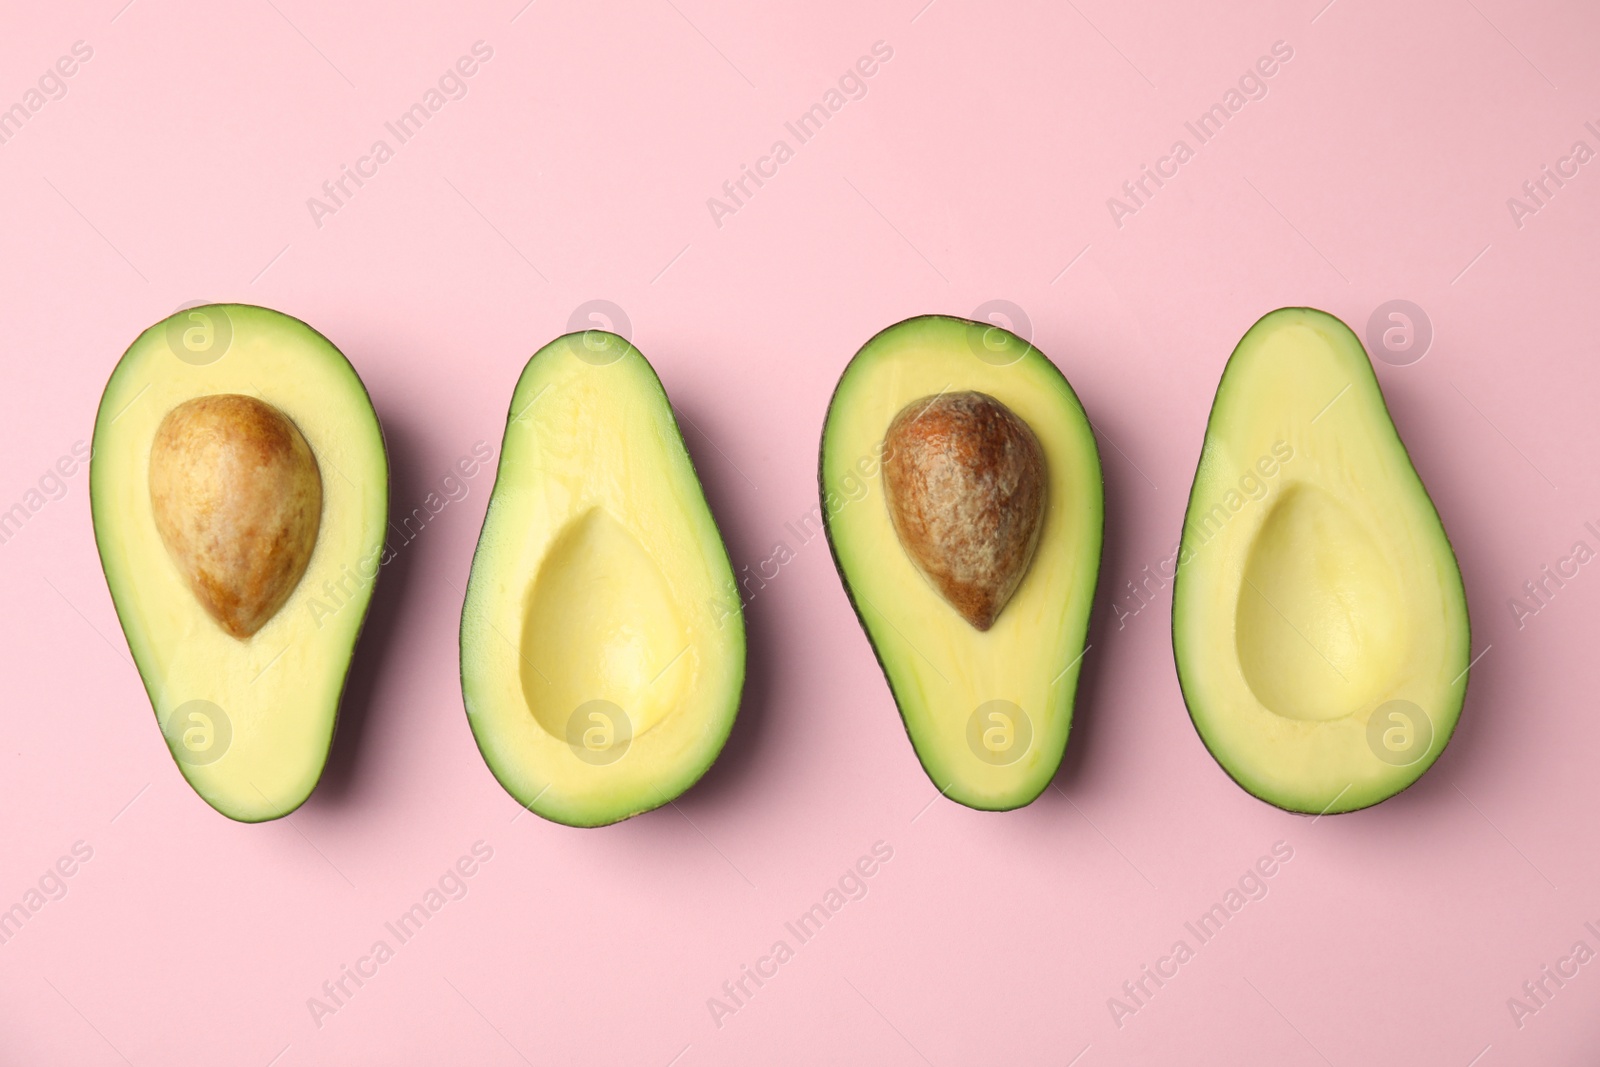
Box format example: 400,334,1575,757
818,314,1105,812
1169,306,1471,816
90,304,389,823
458,331,747,829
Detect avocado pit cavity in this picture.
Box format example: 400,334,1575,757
881,391,1047,631
149,393,322,639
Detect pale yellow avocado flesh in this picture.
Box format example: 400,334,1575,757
460,332,744,827
92,305,388,822
1173,308,1470,814
821,316,1103,811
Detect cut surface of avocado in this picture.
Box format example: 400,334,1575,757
460,331,745,828
820,315,1103,811
1172,307,1469,814
92,304,388,822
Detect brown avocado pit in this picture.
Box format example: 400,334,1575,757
881,390,1047,631
148,393,322,639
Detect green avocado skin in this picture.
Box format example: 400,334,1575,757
91,304,389,823
819,314,1105,812
1171,307,1471,816
458,331,746,829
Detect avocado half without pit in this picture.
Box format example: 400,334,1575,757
91,304,388,822
459,331,745,828
1173,307,1470,814
820,315,1104,811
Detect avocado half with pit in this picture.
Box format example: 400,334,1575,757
459,331,745,827
820,315,1103,811
1173,307,1470,814
91,304,388,822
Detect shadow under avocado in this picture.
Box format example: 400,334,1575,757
1046,410,1140,806
650,389,777,818
308,409,427,809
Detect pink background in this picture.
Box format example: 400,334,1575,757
3,0,1598,1062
